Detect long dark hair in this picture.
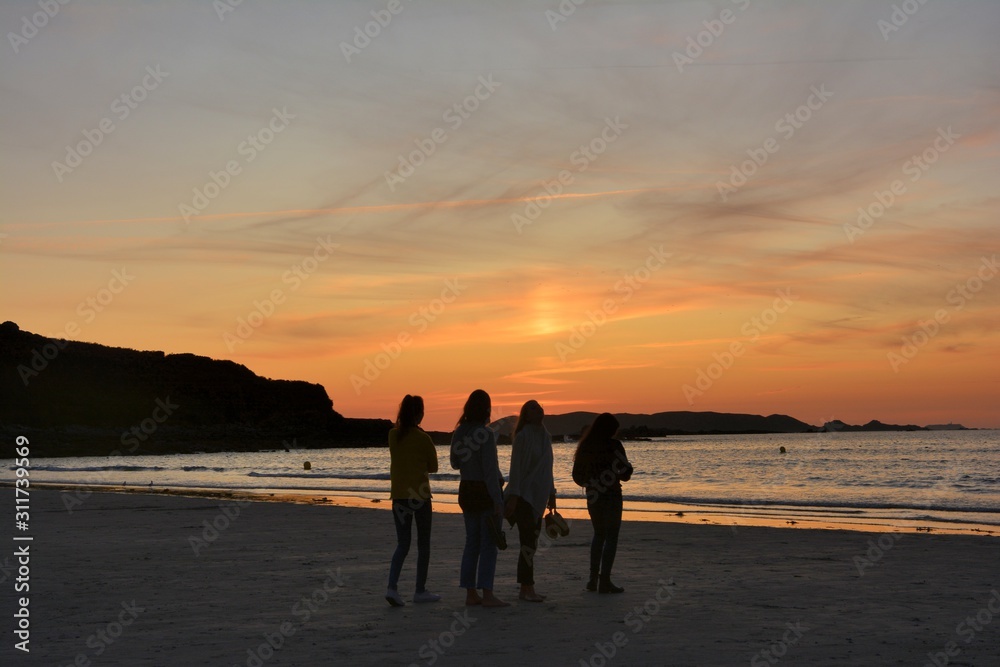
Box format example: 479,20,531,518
573,412,619,463
396,394,424,439
456,389,491,428
513,400,543,438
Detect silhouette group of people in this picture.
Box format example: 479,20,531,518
384,389,633,607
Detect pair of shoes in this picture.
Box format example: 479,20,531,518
598,578,624,594
385,588,405,607
413,590,442,603
586,573,599,592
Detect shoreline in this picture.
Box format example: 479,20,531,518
18,482,999,537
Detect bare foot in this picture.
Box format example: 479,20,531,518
481,590,510,608
519,586,546,602
465,590,483,606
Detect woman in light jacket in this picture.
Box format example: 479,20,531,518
503,400,556,602
450,389,509,607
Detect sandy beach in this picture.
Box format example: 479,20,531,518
3,488,998,666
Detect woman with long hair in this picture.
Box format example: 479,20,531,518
385,394,441,607
503,400,556,602
450,389,509,607
572,412,633,594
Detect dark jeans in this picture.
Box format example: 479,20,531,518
587,491,622,577
511,497,542,585
388,498,432,593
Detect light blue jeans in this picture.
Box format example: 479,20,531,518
460,510,497,590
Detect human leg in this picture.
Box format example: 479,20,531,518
388,499,414,590
514,499,538,586
413,499,432,593
386,499,414,606
460,509,482,593
587,494,607,590
598,493,624,594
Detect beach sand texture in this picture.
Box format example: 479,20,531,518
2,489,997,666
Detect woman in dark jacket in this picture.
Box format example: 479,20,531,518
572,412,633,594
450,389,509,608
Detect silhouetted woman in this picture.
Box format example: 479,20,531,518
385,394,441,607
572,412,633,594
504,400,556,602
450,389,509,607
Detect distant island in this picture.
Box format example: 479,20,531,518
0,322,968,457
819,419,968,433
490,411,815,440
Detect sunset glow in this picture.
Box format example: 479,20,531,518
3,1,998,430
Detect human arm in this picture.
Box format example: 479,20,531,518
505,430,526,499
572,453,589,488
612,440,633,482
449,430,463,470
504,432,526,519
424,431,439,474
480,428,504,510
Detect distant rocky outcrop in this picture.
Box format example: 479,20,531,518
821,419,926,432
0,322,390,456
492,410,816,438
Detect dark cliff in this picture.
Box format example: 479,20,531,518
0,322,389,455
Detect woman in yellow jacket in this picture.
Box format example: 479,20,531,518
385,394,441,607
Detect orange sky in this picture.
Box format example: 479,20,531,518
2,1,998,430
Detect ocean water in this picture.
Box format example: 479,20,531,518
7,430,1000,534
